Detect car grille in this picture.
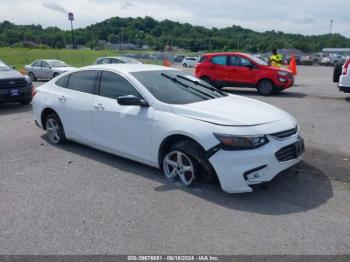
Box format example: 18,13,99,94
0,78,27,90
270,126,298,140
275,139,304,162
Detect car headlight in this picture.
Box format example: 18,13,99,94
278,71,289,76
213,133,269,150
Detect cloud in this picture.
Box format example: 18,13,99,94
42,1,67,14
0,0,349,36
120,0,137,9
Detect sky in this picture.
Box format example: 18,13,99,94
0,0,350,37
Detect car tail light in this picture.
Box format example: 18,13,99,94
32,86,37,97
343,59,350,75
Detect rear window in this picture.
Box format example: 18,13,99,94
199,56,208,63
55,74,69,88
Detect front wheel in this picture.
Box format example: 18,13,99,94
45,113,66,144
52,72,59,79
257,80,274,96
20,97,32,105
183,63,188,68
162,140,217,187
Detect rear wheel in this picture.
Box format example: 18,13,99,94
333,63,343,83
29,72,37,81
257,79,274,96
45,113,66,144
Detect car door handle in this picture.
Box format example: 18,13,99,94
58,96,67,101
93,104,105,110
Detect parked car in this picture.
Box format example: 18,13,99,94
25,60,76,81
334,58,350,93
32,64,304,193
0,60,33,105
182,57,199,68
174,55,185,63
195,52,294,96
95,56,142,65
320,54,347,66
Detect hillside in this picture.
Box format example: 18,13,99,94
0,16,349,52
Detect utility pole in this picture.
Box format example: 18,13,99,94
68,12,75,49
329,20,334,34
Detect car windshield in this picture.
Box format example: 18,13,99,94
49,60,68,67
131,70,227,105
0,60,11,71
247,55,268,66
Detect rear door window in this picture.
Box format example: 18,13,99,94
66,70,99,94
99,71,141,99
211,56,227,65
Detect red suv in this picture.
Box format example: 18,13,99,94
195,52,294,95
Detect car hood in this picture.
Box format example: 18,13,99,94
53,66,76,72
171,95,288,126
0,69,24,79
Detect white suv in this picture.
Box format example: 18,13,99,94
338,58,350,93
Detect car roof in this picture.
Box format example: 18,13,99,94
82,64,178,73
97,56,134,60
34,59,63,63
203,52,247,57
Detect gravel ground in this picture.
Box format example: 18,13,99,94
0,66,349,255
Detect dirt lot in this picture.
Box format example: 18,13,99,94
0,66,349,254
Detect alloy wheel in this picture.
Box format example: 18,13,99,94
163,151,195,186
46,118,61,144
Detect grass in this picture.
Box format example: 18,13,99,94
0,48,162,71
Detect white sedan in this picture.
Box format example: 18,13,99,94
32,64,304,193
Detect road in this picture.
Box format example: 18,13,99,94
0,66,349,255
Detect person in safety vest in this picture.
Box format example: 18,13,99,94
270,49,283,68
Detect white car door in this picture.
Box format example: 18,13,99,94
53,70,98,145
92,71,153,163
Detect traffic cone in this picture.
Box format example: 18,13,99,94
288,55,297,75
163,59,171,67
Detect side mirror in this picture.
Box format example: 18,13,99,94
11,65,16,69
117,95,149,107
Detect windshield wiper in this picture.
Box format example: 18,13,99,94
176,75,227,96
161,73,215,99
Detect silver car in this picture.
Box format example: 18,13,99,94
95,56,142,65
25,60,76,81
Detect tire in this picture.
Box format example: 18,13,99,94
45,113,66,144
183,63,188,68
19,97,32,105
29,72,37,81
162,140,216,186
200,76,213,86
52,72,59,79
333,63,343,83
257,79,275,96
